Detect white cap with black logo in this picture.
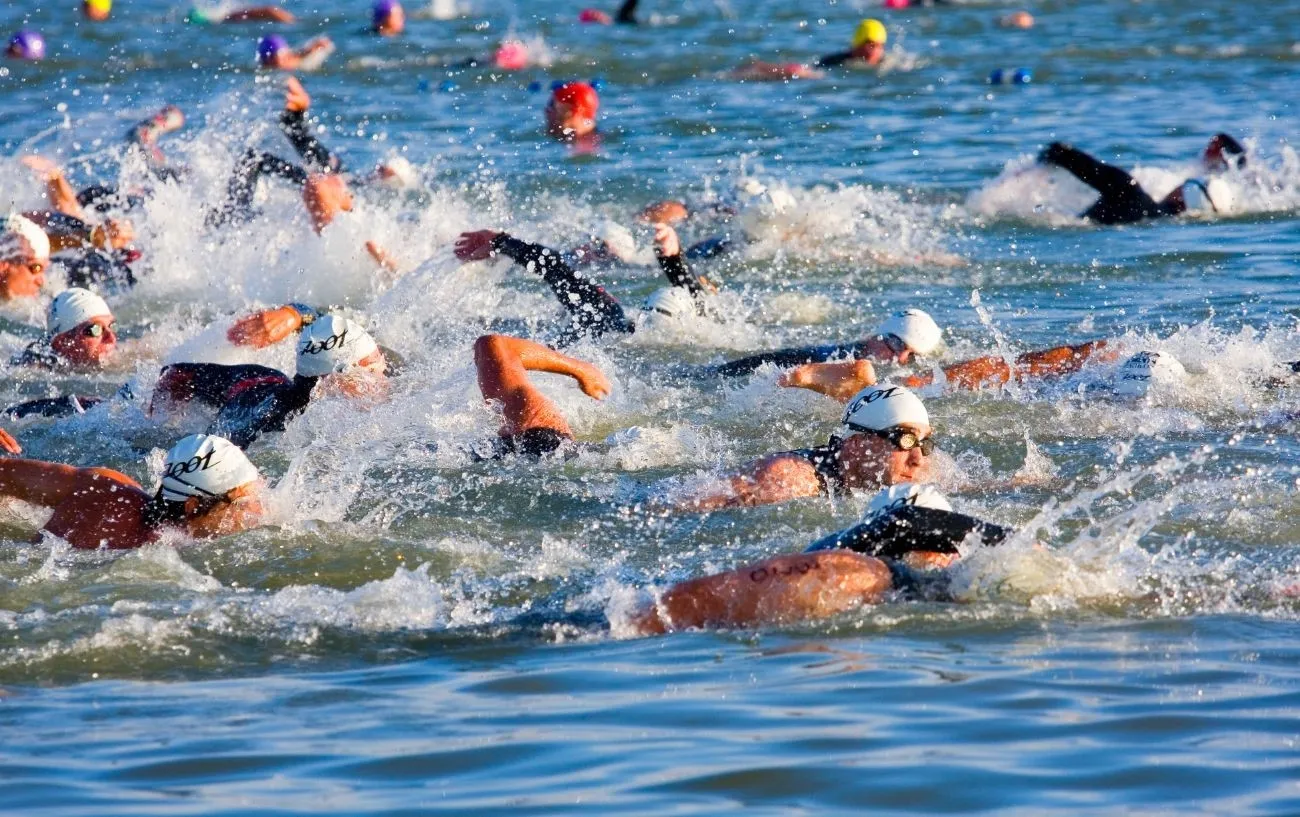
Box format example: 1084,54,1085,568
158,434,260,502
295,314,379,377
841,383,930,433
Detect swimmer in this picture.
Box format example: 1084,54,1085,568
6,30,46,61
154,313,389,448
715,307,943,377
998,10,1034,29
634,484,1009,633
83,0,112,22
578,0,641,25
546,82,600,142
0,433,264,550
188,4,295,24
472,334,610,458
1036,135,1245,225
454,223,711,346
11,288,119,371
0,214,50,301
372,0,405,35
728,17,888,81
257,35,334,71
670,382,935,511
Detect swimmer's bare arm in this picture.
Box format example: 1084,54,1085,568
21,156,84,219
676,453,824,512
778,360,877,403
631,549,891,633
729,60,824,81
0,428,21,455
227,303,321,348
222,5,295,23
0,458,84,507
903,340,1113,390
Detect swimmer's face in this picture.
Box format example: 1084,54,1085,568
51,315,117,367
863,335,913,366
638,200,690,225
838,422,933,488
852,41,885,65
0,244,47,300
375,5,405,35
91,219,135,251
317,351,389,400
545,100,596,139
185,481,265,539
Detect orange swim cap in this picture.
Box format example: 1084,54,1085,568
551,82,599,118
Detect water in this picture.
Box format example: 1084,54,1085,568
2,0,1300,812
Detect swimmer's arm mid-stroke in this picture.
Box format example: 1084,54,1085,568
653,223,716,296
0,458,84,507
631,549,891,633
21,156,84,219
279,77,343,173
778,360,878,403
902,339,1115,391
227,303,324,348
673,453,825,512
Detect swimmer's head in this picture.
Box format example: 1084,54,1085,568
47,288,117,367
156,434,264,537
83,0,112,21
6,30,46,61
546,81,599,139
1203,133,1246,173
1112,351,1188,399
372,0,405,36
640,286,698,324
638,200,690,225
494,40,529,71
257,35,290,68
579,8,613,24
871,308,944,363
836,384,933,487
864,482,952,522
296,315,384,378
850,18,886,62
0,214,50,301
373,155,418,189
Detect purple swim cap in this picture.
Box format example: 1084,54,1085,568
7,29,46,60
257,34,289,66
373,0,400,24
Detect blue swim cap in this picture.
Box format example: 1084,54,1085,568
373,0,400,24
7,29,46,60
257,35,289,66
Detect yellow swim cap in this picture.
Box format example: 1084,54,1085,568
85,0,112,12
852,18,887,48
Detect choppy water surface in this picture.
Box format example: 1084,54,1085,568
2,0,1300,812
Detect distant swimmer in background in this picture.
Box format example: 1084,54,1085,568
5,30,46,61
632,483,1011,633
471,333,611,458
188,4,296,24
0,434,265,550
454,222,714,346
256,34,335,71
152,311,390,448
714,308,943,377
577,0,641,25
545,82,601,150
1036,134,1245,225
371,0,405,35
0,213,50,302
665,382,936,511
83,0,112,22
728,18,889,81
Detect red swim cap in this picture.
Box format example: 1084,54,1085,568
551,82,599,117
578,8,612,23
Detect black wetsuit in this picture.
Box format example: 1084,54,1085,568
154,362,318,449
4,394,106,420
9,341,62,370
781,442,847,496
714,339,881,377
1039,142,1179,225
614,0,640,23
812,51,859,69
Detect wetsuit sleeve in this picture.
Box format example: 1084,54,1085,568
4,395,104,420
684,235,735,260
278,109,343,174
1038,143,1140,198
210,149,309,227
615,0,639,23
60,249,137,291
713,342,867,377
805,506,1012,559
657,252,704,296
812,51,853,68
491,234,633,342
210,376,314,449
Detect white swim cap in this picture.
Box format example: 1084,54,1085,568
159,434,260,502
641,286,698,320
874,308,944,356
1205,177,1236,214
296,315,380,377
842,383,929,433
864,482,952,521
376,155,418,190
1112,350,1188,398
47,288,112,336
0,212,50,263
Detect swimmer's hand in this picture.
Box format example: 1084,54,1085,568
227,306,304,348
573,361,611,400
454,230,503,262
284,76,311,112
638,200,689,225
303,173,352,234
365,240,400,275
779,360,878,403
20,155,62,181
0,428,21,455
652,222,680,258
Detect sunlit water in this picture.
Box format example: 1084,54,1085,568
2,0,1300,812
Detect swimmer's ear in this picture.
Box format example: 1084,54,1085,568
183,496,201,517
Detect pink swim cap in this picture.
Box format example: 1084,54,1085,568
883,0,910,7
578,8,612,23
493,41,528,71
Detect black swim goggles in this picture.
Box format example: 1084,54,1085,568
880,333,911,356
847,424,936,456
